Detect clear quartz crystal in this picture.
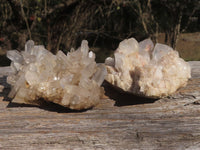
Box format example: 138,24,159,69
81,40,89,57
105,57,114,66
25,40,34,54
7,40,106,110
105,37,191,98
92,64,107,86
7,50,24,64
117,38,139,55
152,43,173,61
139,39,154,62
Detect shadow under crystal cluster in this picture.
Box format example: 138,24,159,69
105,38,191,98
6,40,107,110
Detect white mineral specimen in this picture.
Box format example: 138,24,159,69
105,38,191,98
7,40,107,110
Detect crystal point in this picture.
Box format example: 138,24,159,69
7,50,23,64
25,40,34,54
92,64,107,86
152,43,173,61
81,40,89,57
117,38,139,54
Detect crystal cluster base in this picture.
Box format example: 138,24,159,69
7,40,107,110
105,38,191,98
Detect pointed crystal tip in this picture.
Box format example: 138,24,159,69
25,40,35,54
81,40,89,57
92,64,107,86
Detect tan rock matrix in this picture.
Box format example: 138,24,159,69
105,38,191,98
7,40,107,110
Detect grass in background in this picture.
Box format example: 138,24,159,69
158,32,200,61
177,32,200,61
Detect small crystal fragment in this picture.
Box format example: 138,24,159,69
105,37,191,98
105,57,114,66
7,40,106,110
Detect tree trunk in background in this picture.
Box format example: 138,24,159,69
134,0,159,44
47,19,52,51
172,11,182,49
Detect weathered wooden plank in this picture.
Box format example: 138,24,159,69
0,61,200,150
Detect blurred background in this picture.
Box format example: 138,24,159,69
0,0,199,66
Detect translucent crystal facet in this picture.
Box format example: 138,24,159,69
25,40,34,54
7,50,24,64
152,43,174,61
105,37,191,98
7,40,106,110
139,39,154,62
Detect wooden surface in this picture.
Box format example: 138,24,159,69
0,61,200,150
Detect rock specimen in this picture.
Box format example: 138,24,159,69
105,38,191,98
6,40,107,110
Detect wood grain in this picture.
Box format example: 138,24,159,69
0,61,200,150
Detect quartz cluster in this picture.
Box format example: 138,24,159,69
7,40,107,110
105,38,191,98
